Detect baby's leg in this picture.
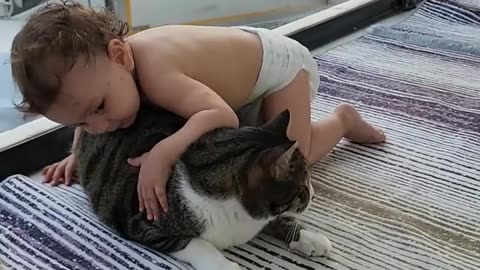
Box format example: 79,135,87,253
171,238,241,270
263,70,386,165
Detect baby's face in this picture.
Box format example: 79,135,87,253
45,41,140,134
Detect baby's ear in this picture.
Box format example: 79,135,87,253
272,142,298,180
262,110,290,136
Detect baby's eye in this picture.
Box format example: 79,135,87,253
95,100,105,114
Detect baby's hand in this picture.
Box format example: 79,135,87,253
128,152,171,221
42,154,78,186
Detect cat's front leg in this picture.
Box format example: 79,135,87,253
171,238,241,270
262,216,332,257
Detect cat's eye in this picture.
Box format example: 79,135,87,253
95,100,105,114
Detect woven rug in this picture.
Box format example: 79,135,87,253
1,0,479,269
310,0,480,269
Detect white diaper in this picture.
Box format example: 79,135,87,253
236,26,320,104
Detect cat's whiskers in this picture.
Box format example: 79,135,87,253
284,222,297,250
283,228,291,250
293,222,299,245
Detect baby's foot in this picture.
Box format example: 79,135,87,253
334,103,386,143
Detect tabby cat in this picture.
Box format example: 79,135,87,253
76,104,331,270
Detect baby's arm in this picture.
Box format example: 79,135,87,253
145,74,238,161
148,74,239,163
130,73,239,220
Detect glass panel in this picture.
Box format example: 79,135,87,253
0,20,37,133
123,0,351,31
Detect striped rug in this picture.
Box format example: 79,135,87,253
310,0,480,269
1,0,479,269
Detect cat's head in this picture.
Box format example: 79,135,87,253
239,110,314,219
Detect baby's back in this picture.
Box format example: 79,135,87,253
129,25,263,109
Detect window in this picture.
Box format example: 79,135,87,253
0,19,33,133
117,0,351,32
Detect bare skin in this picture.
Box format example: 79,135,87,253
42,25,386,221
262,70,385,165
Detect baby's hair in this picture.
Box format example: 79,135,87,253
11,0,129,114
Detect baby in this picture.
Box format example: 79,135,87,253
11,2,385,221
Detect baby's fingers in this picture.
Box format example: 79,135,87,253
51,163,66,186
137,184,145,213
137,187,144,212
64,162,75,186
43,165,56,183
142,188,154,221
42,165,51,176
146,189,161,221
155,188,168,214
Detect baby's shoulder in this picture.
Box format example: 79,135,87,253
129,27,196,73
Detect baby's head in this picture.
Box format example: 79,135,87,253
11,1,140,134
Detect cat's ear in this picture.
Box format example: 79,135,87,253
263,110,290,136
273,142,298,179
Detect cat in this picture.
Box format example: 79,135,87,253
76,104,332,270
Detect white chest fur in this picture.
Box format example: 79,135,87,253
181,180,271,250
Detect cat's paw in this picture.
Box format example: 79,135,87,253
289,229,332,257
